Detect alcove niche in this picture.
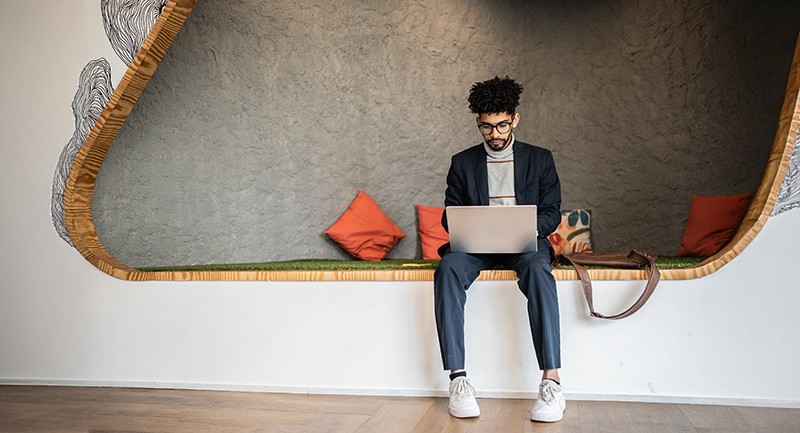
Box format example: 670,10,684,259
65,0,800,281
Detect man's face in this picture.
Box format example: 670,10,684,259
476,112,520,151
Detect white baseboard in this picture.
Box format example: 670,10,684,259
2,378,799,409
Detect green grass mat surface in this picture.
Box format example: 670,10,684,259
138,256,706,272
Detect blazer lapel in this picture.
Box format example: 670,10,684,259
514,140,529,204
474,146,490,205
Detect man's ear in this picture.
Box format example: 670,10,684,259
512,112,521,127
475,115,481,125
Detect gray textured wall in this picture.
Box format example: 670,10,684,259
93,0,800,267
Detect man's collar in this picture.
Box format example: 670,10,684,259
483,133,515,159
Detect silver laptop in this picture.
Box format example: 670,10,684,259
446,205,538,254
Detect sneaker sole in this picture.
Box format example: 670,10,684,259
450,405,480,418
531,399,565,422
530,411,563,423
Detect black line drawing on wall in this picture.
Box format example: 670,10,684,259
772,126,800,216
51,0,166,245
51,59,114,245
102,0,169,66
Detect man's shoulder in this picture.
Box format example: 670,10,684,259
451,143,485,162
449,140,554,161
453,143,484,157
514,140,553,157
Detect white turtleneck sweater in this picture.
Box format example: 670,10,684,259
484,135,517,206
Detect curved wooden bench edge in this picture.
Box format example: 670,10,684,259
64,0,196,276
101,266,737,282
62,4,800,283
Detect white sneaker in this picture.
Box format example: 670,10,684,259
448,376,480,418
530,379,565,422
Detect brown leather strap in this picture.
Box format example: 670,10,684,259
561,249,660,320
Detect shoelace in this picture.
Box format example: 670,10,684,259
539,380,558,404
451,378,476,401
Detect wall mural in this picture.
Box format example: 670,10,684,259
50,59,114,245
50,0,166,245
102,0,169,66
772,126,800,216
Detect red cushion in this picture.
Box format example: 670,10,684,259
678,193,752,257
416,205,449,259
325,189,406,261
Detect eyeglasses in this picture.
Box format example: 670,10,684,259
478,121,513,135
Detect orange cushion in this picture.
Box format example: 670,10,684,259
678,193,752,257
416,205,449,259
325,189,406,261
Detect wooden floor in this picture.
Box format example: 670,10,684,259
1,386,799,433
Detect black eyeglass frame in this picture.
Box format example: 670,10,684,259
477,120,514,135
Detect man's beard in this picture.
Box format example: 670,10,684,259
486,136,511,151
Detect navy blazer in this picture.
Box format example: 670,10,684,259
439,140,562,257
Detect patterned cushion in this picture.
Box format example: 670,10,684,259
548,209,592,256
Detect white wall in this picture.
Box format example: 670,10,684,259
1,1,799,408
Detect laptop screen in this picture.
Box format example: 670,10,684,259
445,205,538,254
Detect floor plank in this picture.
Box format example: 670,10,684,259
467,398,530,433
1,386,799,433
733,405,800,433
574,400,638,433
679,404,754,433
352,401,434,433
295,413,371,433
617,402,696,433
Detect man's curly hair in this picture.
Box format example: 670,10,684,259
467,76,524,115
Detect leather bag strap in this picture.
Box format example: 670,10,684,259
562,249,660,320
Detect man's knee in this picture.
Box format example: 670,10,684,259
515,251,552,276
514,252,557,299
437,252,473,275
435,253,481,291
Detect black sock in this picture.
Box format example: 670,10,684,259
449,371,467,381
544,378,560,385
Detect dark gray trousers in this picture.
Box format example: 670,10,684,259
434,248,561,371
